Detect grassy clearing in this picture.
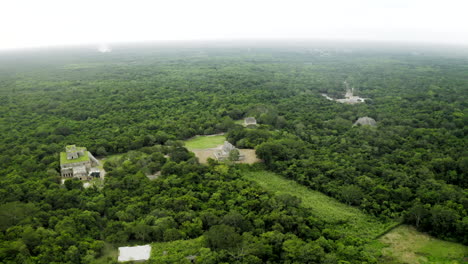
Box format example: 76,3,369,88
239,149,260,164
184,135,226,150
60,151,90,164
190,149,215,164
150,237,207,263
242,170,397,240
192,148,260,164
379,225,467,264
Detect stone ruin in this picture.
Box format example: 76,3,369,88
353,117,377,126
213,141,245,161
60,145,100,180
322,81,367,104
336,81,366,104
244,117,257,126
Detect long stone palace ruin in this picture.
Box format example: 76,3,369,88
60,145,100,180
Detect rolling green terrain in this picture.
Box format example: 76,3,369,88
184,135,226,150
0,43,466,263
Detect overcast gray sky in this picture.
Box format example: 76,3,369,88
1,0,467,50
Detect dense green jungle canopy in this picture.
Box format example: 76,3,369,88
0,43,467,263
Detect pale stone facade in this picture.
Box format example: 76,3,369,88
244,117,257,126
60,145,100,180
214,141,245,161
354,117,377,126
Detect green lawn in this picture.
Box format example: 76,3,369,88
379,225,468,264
184,135,226,150
242,170,397,240
60,151,90,164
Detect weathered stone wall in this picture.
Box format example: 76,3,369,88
61,167,73,177
87,152,100,166
60,160,91,169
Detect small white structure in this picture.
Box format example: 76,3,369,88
244,117,257,126
322,81,367,104
118,245,151,262
353,117,377,126
336,86,366,104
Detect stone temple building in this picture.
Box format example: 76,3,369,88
244,117,257,126
214,141,245,161
353,117,377,126
60,145,100,180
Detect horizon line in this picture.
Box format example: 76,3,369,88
1,38,468,53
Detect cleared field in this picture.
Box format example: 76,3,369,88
150,237,206,263
186,135,260,164
191,149,217,164
242,170,397,240
240,149,260,164
184,135,226,150
191,148,260,164
379,225,468,264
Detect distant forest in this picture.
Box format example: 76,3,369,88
0,44,466,263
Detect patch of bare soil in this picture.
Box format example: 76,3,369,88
238,149,261,164
191,149,217,164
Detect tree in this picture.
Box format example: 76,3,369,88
228,149,240,161
96,146,107,156
430,205,459,236
340,185,363,205
405,203,429,228
204,225,242,250
64,178,83,190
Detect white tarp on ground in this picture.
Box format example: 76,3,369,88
118,245,151,262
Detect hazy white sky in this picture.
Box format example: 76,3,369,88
1,0,467,50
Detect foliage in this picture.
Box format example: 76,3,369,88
242,169,397,240
228,149,240,161
0,44,467,262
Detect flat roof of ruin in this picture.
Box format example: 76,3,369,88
60,151,90,164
